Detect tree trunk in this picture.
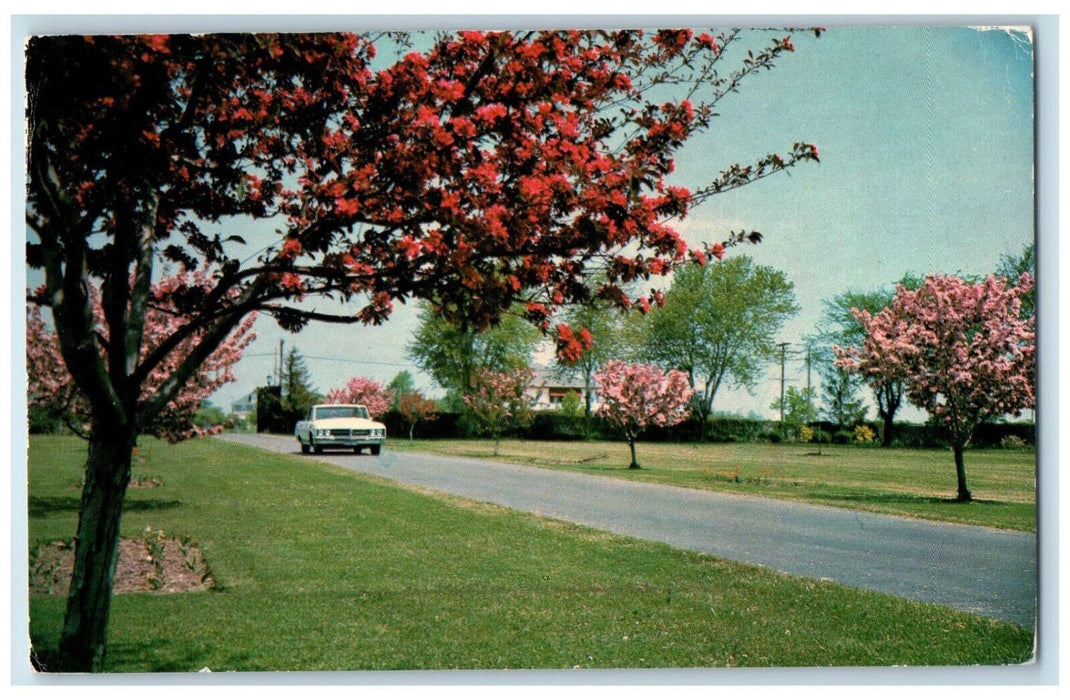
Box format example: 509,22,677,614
953,442,972,502
56,429,135,672
583,394,592,441
877,381,901,447
880,411,893,447
628,438,640,469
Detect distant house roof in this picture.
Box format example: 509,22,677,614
529,366,594,391
231,392,257,411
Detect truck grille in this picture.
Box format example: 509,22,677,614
328,429,372,437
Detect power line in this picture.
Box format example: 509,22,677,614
241,351,417,369
302,354,418,369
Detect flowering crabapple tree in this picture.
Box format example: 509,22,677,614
837,274,1035,502
26,274,255,441
27,28,820,670
464,367,536,455
324,376,394,417
398,391,439,443
594,360,693,469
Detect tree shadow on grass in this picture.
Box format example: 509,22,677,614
28,496,182,519
562,463,631,473
812,491,1003,507
106,640,221,673
31,641,220,674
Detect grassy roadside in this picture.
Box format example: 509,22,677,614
387,438,1037,532
27,435,1033,672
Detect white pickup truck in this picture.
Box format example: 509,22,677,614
294,404,387,455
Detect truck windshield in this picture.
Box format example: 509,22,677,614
315,406,370,420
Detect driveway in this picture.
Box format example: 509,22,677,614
216,433,1037,627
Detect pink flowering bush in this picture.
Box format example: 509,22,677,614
836,274,1035,501
26,273,255,442
465,367,535,455
594,360,693,469
324,376,394,417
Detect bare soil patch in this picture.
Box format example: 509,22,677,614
29,535,214,596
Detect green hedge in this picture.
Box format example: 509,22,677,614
261,406,1035,449
276,406,1037,449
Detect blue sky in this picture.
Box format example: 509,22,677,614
205,24,1036,422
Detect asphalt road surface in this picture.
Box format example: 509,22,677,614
216,433,1037,627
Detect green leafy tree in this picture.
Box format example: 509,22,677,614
640,257,798,438
557,390,584,419
386,371,417,411
997,243,1036,318
552,301,627,437
407,303,540,416
770,385,818,442
818,288,903,446
804,335,868,429
192,402,227,429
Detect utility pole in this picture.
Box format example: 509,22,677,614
278,340,284,389
805,345,812,416
806,344,822,454
778,342,788,426
270,342,278,387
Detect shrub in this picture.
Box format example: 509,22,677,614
1000,434,1027,449
854,424,877,444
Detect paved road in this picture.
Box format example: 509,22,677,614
217,433,1037,627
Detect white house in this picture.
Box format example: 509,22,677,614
230,391,257,419
525,366,600,412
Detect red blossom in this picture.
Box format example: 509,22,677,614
334,197,360,217
696,33,721,54
398,236,421,258
554,323,595,364
279,238,303,260
397,391,438,441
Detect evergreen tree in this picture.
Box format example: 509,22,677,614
280,347,320,421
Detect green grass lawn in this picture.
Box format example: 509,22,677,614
388,438,1037,532
27,435,1033,672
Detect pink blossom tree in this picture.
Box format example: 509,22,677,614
464,367,536,455
837,274,1035,502
26,273,255,442
324,376,394,417
594,360,694,469
398,391,439,443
